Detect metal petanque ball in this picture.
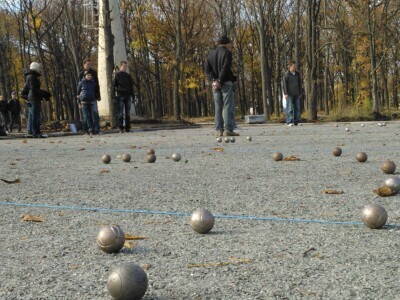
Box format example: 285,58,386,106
96,225,125,254
332,147,342,157
356,152,368,163
216,137,222,143
224,137,230,143
230,137,236,143
361,123,365,127
345,127,350,132
384,177,400,193
273,152,283,161
107,263,148,300
147,149,155,155
102,154,111,164
122,154,131,163
246,136,252,142
381,160,396,174
171,153,181,162
190,208,215,234
361,204,388,229
146,154,156,163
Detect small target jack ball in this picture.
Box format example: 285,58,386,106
171,153,181,162
147,149,155,155
122,154,131,163
146,154,156,163
361,204,388,229
332,147,342,157
102,154,111,164
246,136,252,142
107,263,148,300
96,225,125,254
230,137,236,143
216,137,222,143
190,208,215,234
273,152,283,161
224,137,230,143
381,160,396,174
356,152,368,163
384,177,400,193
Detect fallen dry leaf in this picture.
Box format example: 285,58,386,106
187,257,253,268
21,214,44,222
323,190,344,195
9,163,16,166
1,178,21,184
78,148,86,151
131,145,137,149
211,147,224,152
123,241,137,249
283,155,301,161
124,234,148,240
100,169,110,174
303,247,317,257
374,186,397,197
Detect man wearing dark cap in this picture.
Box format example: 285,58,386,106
205,35,239,137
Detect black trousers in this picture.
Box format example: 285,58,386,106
9,112,21,132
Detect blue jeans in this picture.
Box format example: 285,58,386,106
117,95,131,130
286,95,301,124
82,102,96,133
214,81,235,132
92,101,100,133
28,101,41,136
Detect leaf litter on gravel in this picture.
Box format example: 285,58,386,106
1,178,21,184
187,257,253,268
374,186,397,197
283,155,301,161
21,214,44,222
323,189,344,195
124,234,148,240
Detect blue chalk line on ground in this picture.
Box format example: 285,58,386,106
0,200,376,227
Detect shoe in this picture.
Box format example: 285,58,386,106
294,123,299,126
287,123,294,127
215,130,223,137
224,131,240,136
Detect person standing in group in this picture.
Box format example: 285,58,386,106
21,62,51,138
8,91,22,132
282,61,303,126
112,61,134,133
0,95,9,132
77,71,97,136
205,35,239,137
79,59,101,134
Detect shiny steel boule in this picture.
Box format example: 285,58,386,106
96,225,125,253
147,149,155,155
224,137,230,143
122,154,131,163
107,263,148,300
356,152,368,163
190,208,215,234
246,136,252,142
146,154,156,163
361,204,388,229
332,147,342,157
102,154,111,164
381,160,396,174
273,152,283,161
171,153,181,162
216,137,222,143
230,137,236,143
384,177,400,193
345,127,350,132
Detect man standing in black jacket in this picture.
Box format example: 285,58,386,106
8,91,22,132
112,61,134,133
78,59,101,134
205,35,239,137
282,61,303,126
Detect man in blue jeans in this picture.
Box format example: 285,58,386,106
282,61,303,126
112,61,134,133
205,35,239,137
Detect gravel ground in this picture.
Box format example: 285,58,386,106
1,122,400,300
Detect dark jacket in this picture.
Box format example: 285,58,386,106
21,70,51,102
0,100,8,113
205,46,236,84
79,68,100,100
282,71,303,97
8,99,21,114
77,79,96,103
112,71,134,97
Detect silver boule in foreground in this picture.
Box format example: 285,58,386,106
122,154,131,163
345,127,350,132
361,204,388,229
356,152,368,163
332,147,342,157
216,137,222,143
230,137,236,143
146,154,156,163
102,154,111,164
384,177,400,193
381,160,396,174
147,149,155,155
361,123,365,127
96,225,125,253
107,263,148,300
171,153,181,162
224,137,230,143
246,136,252,142
273,152,283,161
190,208,215,234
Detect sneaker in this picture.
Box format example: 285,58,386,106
287,123,294,127
224,131,240,136
215,130,223,137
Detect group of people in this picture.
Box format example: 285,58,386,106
0,92,22,135
206,35,303,136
